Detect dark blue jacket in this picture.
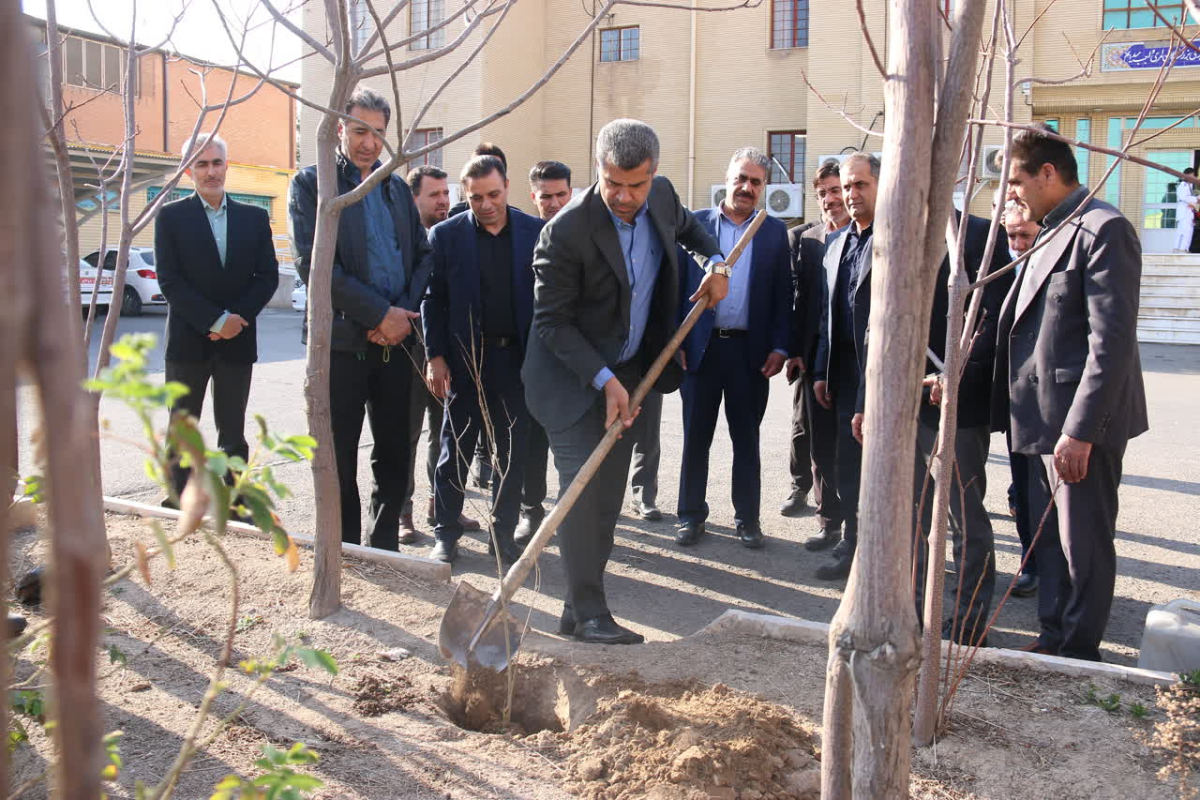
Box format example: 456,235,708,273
422,206,544,393
678,208,793,373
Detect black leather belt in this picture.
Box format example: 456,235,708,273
714,328,747,338
484,335,517,349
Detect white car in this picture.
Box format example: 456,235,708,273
81,247,167,316
291,275,306,312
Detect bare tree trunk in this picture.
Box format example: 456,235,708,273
306,66,353,619
44,0,82,315
3,3,106,794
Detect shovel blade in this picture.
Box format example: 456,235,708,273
438,580,523,672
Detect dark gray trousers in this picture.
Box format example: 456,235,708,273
912,423,996,644
402,346,442,517
1029,444,1124,661
166,358,252,497
630,389,662,507
547,368,648,624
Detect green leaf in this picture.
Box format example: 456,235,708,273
295,648,338,676
206,452,229,479
150,520,175,569
281,774,323,790
107,645,127,666
21,475,45,504
270,528,289,557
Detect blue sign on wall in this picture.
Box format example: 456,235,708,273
1102,40,1200,71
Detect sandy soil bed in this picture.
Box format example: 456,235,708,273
7,513,1182,799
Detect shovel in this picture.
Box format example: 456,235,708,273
439,209,767,672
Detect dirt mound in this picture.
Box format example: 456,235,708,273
351,674,419,717
547,681,820,800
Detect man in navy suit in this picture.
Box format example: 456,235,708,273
675,148,792,548
422,155,545,565
155,132,278,505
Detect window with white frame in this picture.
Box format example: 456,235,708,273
599,26,640,62
349,0,372,53
409,128,443,168
410,0,446,51
63,35,134,93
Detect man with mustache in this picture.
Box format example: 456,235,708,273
289,87,432,551
399,164,480,542
782,161,850,556
156,132,279,510
675,147,792,549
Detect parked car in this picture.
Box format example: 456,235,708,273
291,275,306,312
82,247,167,316
77,257,112,310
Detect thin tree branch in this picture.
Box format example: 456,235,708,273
359,1,503,78
260,0,337,62
1147,1,1200,55
857,0,887,78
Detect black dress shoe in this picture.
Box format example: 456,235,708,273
487,537,523,568
816,549,854,581
574,615,644,645
675,521,705,546
558,606,576,636
429,540,458,564
1011,572,1038,598
631,499,662,521
779,490,809,517
737,523,765,549
804,527,841,551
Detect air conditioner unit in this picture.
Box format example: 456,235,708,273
817,154,848,169
711,184,728,208
980,145,1005,180
766,184,802,218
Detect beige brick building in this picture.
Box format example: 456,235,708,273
300,0,1199,253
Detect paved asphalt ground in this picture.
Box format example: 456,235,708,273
19,308,1200,665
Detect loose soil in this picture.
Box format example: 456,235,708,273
6,513,1182,799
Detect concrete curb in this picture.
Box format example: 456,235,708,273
696,609,1176,687
102,497,452,584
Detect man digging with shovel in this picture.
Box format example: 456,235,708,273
521,119,731,645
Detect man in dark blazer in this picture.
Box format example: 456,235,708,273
422,156,544,566
523,119,729,645
156,133,278,505
675,148,791,549
289,87,433,551
994,125,1148,661
811,152,879,580
910,212,1013,644
783,162,850,552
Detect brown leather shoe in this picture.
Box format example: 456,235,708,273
398,513,420,545
459,513,481,532
1017,641,1059,656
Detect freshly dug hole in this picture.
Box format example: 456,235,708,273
440,662,570,735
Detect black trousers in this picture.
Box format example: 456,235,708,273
677,336,769,527
1028,444,1124,661
521,419,550,520
912,423,996,643
829,345,863,547
788,370,843,531
329,344,413,551
630,389,662,507
1007,443,1038,577
166,358,252,497
432,345,529,544
548,363,647,624
402,346,442,516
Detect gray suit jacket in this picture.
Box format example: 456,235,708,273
522,176,722,433
991,193,1149,454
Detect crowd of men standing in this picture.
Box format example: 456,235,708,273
153,84,1148,660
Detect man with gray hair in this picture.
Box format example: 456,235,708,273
156,132,279,509
522,118,729,645
289,87,433,551
675,147,792,549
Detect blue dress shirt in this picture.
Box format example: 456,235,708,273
713,207,753,330
592,203,663,390
353,171,406,304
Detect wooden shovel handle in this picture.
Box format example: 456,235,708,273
487,209,767,611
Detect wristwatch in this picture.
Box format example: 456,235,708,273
706,261,731,278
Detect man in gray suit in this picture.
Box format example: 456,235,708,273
994,125,1148,661
523,119,729,645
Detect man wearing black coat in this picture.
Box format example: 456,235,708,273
288,87,433,551
156,133,278,504
911,213,1014,644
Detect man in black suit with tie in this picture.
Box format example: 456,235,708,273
675,147,792,549
995,126,1148,661
811,153,878,580
155,133,279,505
422,155,544,566
783,162,849,551
289,87,433,551
523,119,729,645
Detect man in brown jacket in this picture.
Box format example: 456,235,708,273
994,125,1148,661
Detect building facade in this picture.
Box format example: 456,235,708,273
31,16,299,263
298,0,1199,253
